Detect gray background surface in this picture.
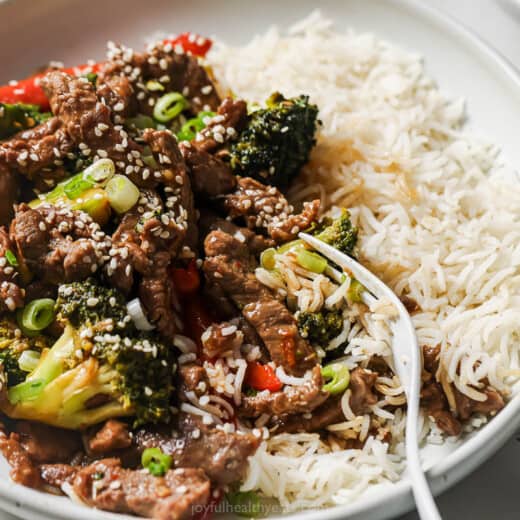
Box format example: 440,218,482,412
0,0,519,519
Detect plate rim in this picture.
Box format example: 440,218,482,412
0,0,519,519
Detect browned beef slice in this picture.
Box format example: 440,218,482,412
201,322,244,359
177,364,209,401
101,41,221,116
421,379,461,437
171,413,260,486
10,203,110,285
0,166,19,226
142,129,197,254
126,412,260,487
273,397,344,433
73,458,210,520
40,463,78,489
349,368,378,415
0,427,42,489
0,117,73,189
139,251,178,340
15,421,81,464
41,72,151,188
194,98,248,153
83,420,132,456
180,142,236,198
454,386,504,420
224,177,320,243
96,74,137,119
240,365,328,418
0,227,24,312
204,230,317,375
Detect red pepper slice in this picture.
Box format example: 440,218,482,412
167,32,212,57
171,259,200,296
0,32,212,109
245,362,283,392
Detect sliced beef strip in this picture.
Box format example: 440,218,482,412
204,229,317,375
177,364,209,401
349,367,378,415
201,322,244,359
96,74,137,119
0,165,20,226
453,386,504,420
139,251,178,340
40,463,78,489
223,177,320,243
41,71,152,189
0,227,24,312
180,142,236,198
193,98,248,153
101,41,221,116
421,379,461,437
125,412,260,487
272,397,344,434
83,420,133,457
15,421,82,464
239,365,328,418
10,203,110,285
0,425,43,489
0,117,74,190
73,457,210,520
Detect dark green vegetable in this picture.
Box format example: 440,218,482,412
313,209,358,257
141,447,172,477
297,308,344,346
85,72,98,86
229,92,319,189
226,491,262,518
0,319,49,387
0,103,51,140
0,279,175,429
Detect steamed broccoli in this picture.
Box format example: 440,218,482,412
313,209,358,257
229,92,319,188
297,308,344,347
0,320,49,386
0,279,175,430
0,103,51,140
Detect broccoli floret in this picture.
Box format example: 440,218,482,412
229,92,319,188
56,278,131,332
0,280,175,430
0,320,49,386
0,103,51,140
297,308,344,347
313,209,358,257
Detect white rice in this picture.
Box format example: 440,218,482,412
209,10,520,511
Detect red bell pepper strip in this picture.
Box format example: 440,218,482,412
0,32,212,109
183,295,214,350
171,259,200,295
245,362,283,392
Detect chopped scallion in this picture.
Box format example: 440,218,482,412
141,447,172,477
321,363,350,395
5,249,18,267
260,248,276,270
296,249,327,274
153,92,187,123
105,175,140,214
19,298,56,332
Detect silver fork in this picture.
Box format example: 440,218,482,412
299,233,441,520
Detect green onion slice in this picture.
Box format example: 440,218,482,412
296,249,327,274
141,447,172,477
347,279,365,303
277,239,304,254
176,111,215,142
18,350,41,372
321,363,350,395
260,248,276,270
20,298,56,332
153,92,187,123
63,176,94,199
5,249,18,267
126,114,156,130
105,175,140,214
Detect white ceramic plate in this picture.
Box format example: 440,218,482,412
0,0,520,518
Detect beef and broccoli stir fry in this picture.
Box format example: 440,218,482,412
0,32,505,520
